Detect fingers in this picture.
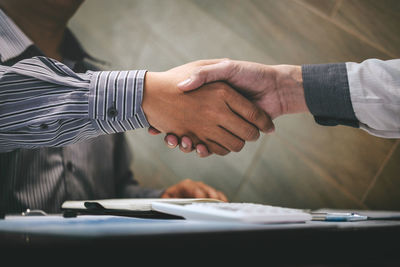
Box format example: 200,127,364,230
195,143,211,158
209,126,245,153
225,89,274,134
177,134,199,154
164,134,212,157
219,114,260,142
148,126,161,135
204,139,230,156
197,185,220,200
179,136,194,153
164,134,178,148
192,182,228,202
162,114,262,157
217,191,228,202
203,184,227,201
162,179,228,201
177,60,235,92
164,134,194,152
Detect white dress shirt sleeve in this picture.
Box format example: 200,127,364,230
347,59,400,138
302,58,400,139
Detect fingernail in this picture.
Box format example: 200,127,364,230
177,78,191,87
182,141,188,149
167,141,174,147
267,126,275,134
196,148,201,155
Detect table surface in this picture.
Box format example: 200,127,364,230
1,210,400,265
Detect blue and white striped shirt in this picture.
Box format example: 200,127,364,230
0,9,149,153
0,8,162,214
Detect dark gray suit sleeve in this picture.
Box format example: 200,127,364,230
302,63,359,128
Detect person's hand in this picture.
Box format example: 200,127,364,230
161,178,228,202
178,59,308,119
143,60,274,156
159,59,308,156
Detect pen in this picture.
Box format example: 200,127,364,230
311,212,368,222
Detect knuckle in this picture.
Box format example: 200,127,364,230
194,59,207,66
191,68,205,81
195,66,209,80
247,106,263,122
221,59,237,78
182,178,191,184
201,108,214,120
215,83,230,98
197,189,207,197
245,126,260,141
222,59,233,68
215,88,227,99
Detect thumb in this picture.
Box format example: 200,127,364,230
177,60,235,92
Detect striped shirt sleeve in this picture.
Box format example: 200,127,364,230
0,56,149,152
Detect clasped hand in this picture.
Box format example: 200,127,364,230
147,58,306,157
142,60,274,156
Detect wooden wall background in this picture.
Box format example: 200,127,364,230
69,0,400,210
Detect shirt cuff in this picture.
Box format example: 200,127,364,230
88,69,150,134
302,63,359,128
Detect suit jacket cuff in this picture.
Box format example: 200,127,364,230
302,63,359,127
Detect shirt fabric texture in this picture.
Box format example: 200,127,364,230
0,9,149,153
0,9,162,214
302,59,400,138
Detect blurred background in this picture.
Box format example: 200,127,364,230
69,0,400,210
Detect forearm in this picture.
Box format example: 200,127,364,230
0,56,149,152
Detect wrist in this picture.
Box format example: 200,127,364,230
142,71,164,127
142,71,185,134
274,65,309,116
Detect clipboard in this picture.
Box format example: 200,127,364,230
61,198,222,219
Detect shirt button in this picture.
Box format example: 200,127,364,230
107,107,118,118
66,161,74,172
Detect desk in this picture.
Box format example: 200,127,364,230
1,211,400,265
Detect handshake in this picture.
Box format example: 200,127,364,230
143,59,308,157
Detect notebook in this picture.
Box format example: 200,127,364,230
61,198,222,219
